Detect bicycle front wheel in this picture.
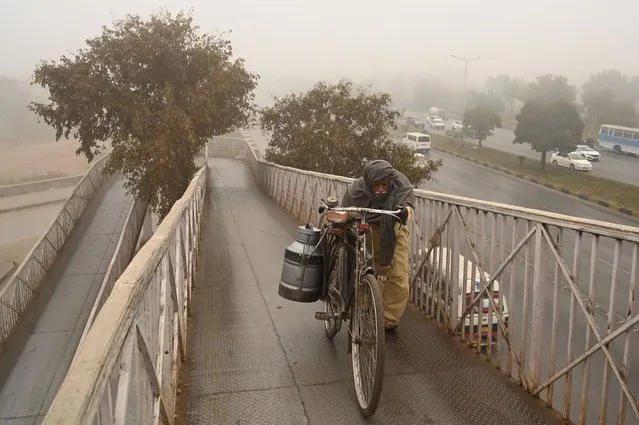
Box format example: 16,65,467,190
350,273,385,417
323,242,344,339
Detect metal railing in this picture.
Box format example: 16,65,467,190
0,152,112,353
42,162,207,425
224,136,638,425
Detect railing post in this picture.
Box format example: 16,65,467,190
528,223,546,391
135,207,154,252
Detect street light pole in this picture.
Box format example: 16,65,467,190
450,54,482,89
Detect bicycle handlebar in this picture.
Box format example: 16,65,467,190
318,201,403,220
326,206,402,216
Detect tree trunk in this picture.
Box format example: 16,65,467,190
540,149,547,170
478,138,483,148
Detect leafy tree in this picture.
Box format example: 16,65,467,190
411,78,462,113
581,70,638,132
485,74,527,109
29,11,258,218
583,91,637,129
467,92,505,114
513,100,584,169
485,74,511,95
503,77,528,106
462,106,502,147
526,74,576,104
582,70,637,104
260,80,442,185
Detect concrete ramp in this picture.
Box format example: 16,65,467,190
0,176,134,425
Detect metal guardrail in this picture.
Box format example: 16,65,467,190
42,160,207,425
0,152,112,353
219,136,637,425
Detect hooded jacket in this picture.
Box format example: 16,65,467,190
341,160,415,266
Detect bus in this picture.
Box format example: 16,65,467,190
598,124,639,155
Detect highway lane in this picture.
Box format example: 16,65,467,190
404,110,638,186
239,128,638,422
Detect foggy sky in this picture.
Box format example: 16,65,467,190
1,0,638,89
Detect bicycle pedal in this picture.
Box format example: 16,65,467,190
314,311,339,321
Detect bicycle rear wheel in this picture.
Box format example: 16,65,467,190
350,273,385,417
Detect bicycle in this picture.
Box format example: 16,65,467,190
313,196,402,417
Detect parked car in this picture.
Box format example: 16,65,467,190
550,152,592,171
572,144,601,161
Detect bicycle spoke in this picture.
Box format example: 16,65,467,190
351,274,385,417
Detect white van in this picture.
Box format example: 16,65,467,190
423,247,510,347
399,132,431,154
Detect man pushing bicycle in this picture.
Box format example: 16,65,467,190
341,159,415,331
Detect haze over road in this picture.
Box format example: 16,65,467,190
406,111,638,187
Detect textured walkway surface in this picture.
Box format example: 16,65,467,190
183,157,566,425
0,175,134,425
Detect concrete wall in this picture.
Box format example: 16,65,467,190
0,175,84,198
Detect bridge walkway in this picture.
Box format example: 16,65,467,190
181,157,567,425
0,175,134,425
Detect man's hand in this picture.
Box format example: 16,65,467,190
396,206,410,225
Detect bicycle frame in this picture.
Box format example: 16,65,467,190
321,216,373,315
317,202,402,346
315,201,401,416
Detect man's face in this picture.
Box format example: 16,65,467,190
372,180,390,201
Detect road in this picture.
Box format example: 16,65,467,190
404,110,638,187
233,129,639,424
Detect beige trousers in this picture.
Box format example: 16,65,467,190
369,209,412,324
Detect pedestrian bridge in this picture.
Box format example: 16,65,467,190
0,135,637,425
